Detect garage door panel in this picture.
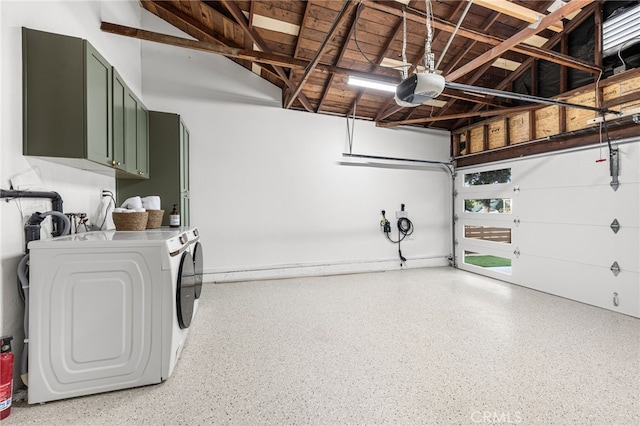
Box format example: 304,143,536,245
515,159,611,189
514,257,639,317
515,183,638,225
513,143,639,189
515,222,639,271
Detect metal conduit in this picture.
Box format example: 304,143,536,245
435,0,473,71
445,81,622,116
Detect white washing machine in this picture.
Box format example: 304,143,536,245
27,226,202,404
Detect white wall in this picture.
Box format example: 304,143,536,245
455,139,640,317
140,11,452,281
1,1,452,387
0,0,143,384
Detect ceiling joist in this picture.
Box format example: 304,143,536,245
284,0,356,109
363,0,600,75
446,0,595,82
472,0,564,32
127,1,618,137
218,0,315,112
99,22,400,83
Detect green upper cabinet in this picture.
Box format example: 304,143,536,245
23,27,147,179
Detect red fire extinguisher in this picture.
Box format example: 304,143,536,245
0,336,14,420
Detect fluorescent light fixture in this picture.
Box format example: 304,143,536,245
348,76,397,93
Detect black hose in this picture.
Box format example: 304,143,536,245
0,189,65,236
383,216,414,264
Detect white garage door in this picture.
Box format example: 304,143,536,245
455,138,640,317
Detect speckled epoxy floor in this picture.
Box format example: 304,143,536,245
6,267,640,425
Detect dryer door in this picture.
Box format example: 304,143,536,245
176,251,195,329
192,242,203,299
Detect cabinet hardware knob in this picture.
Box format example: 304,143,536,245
111,160,116,165
117,162,121,166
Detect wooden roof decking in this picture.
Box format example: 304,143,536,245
101,0,622,135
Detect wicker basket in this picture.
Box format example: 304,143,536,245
112,211,149,231
145,210,165,229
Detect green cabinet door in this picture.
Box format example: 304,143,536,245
114,67,147,178
85,42,113,166
180,122,190,227
124,90,138,173
112,69,127,170
23,28,89,159
136,105,149,178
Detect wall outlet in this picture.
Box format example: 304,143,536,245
396,210,408,219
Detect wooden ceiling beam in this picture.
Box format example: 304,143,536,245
363,0,599,75
425,10,503,126
293,0,312,60
284,0,356,109
317,3,358,113
101,22,307,67
472,0,563,32
445,0,595,82
142,0,282,85
143,0,233,48
449,2,598,129
218,0,315,112
380,18,589,130
377,104,541,128
442,11,500,76
99,22,401,83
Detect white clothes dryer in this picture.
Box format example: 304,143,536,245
27,227,201,404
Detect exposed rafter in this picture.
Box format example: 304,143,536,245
218,0,316,112
472,0,564,32
127,0,618,139
363,0,600,75
445,0,595,82
316,5,358,113
99,22,401,83
284,0,356,109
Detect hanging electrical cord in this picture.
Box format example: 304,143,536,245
616,36,640,71
353,0,380,67
353,0,413,72
380,205,414,265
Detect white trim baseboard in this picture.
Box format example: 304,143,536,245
204,255,451,283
